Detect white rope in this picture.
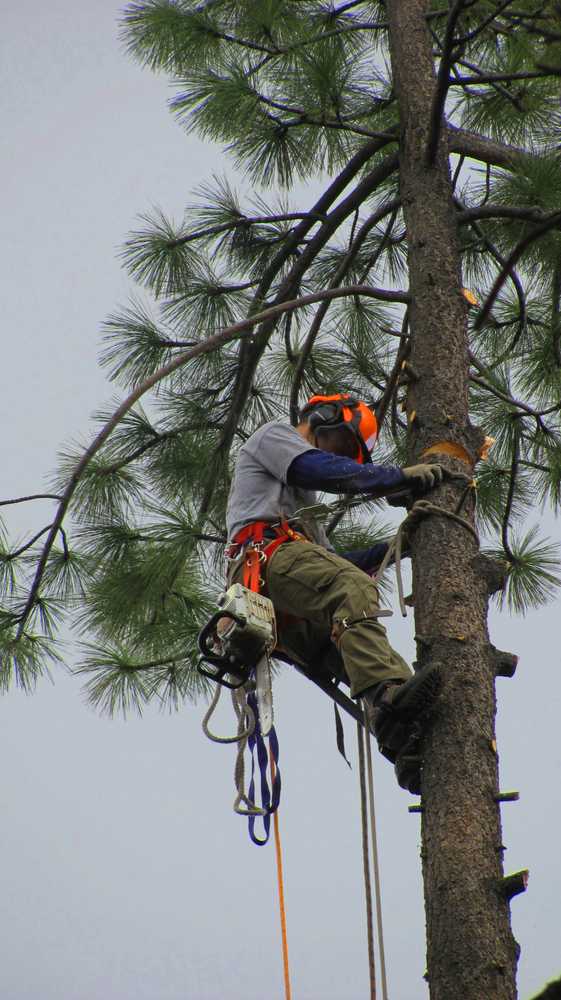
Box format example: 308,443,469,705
202,683,253,743
357,719,377,1000
363,703,389,1000
372,495,479,617
201,684,266,816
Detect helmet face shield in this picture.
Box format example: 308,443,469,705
300,393,378,464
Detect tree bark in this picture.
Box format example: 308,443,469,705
385,2,520,998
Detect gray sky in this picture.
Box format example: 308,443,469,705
1,4,560,998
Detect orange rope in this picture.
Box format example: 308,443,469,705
270,749,292,1000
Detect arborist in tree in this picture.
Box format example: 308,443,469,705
225,393,443,790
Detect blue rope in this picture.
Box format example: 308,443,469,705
246,690,281,846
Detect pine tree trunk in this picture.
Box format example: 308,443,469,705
385,2,520,997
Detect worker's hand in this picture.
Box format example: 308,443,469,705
401,463,444,492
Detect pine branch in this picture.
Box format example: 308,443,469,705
8,525,53,560
100,429,175,474
11,281,409,637
58,526,70,561
462,214,527,361
215,15,390,60
198,145,400,516
514,21,561,42
470,362,560,449
288,197,401,423
239,136,391,314
454,57,528,111
501,428,519,562
451,69,561,85
451,152,465,192
447,125,531,168
168,211,327,248
246,82,397,140
358,204,401,282
469,369,556,422
457,205,559,224
333,1,376,16
251,154,401,346
374,310,410,433
456,0,521,44
475,211,561,328
266,20,390,54
426,0,473,166
552,262,561,366
0,494,62,507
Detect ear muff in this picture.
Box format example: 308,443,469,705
300,393,377,464
307,403,347,432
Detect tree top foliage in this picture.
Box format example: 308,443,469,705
2,0,561,711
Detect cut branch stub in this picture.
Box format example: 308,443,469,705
492,648,519,679
494,791,520,803
471,553,508,595
499,870,529,902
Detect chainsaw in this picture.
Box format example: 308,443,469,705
197,583,277,735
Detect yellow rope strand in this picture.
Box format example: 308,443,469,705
270,750,292,1000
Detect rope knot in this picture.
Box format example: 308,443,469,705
373,493,480,617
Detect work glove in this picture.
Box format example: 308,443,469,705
401,463,444,492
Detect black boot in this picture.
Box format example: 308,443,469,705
394,726,423,795
362,665,440,758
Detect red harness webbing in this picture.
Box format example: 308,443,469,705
232,521,305,593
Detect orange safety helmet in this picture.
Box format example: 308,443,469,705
300,393,378,464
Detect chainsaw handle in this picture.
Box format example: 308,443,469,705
197,657,249,689
197,611,251,689
197,610,245,658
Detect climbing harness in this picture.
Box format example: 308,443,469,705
226,518,308,591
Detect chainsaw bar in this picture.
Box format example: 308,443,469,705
254,651,274,736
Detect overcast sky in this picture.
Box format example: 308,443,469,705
2,4,560,999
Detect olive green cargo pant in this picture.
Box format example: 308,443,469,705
260,540,412,698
